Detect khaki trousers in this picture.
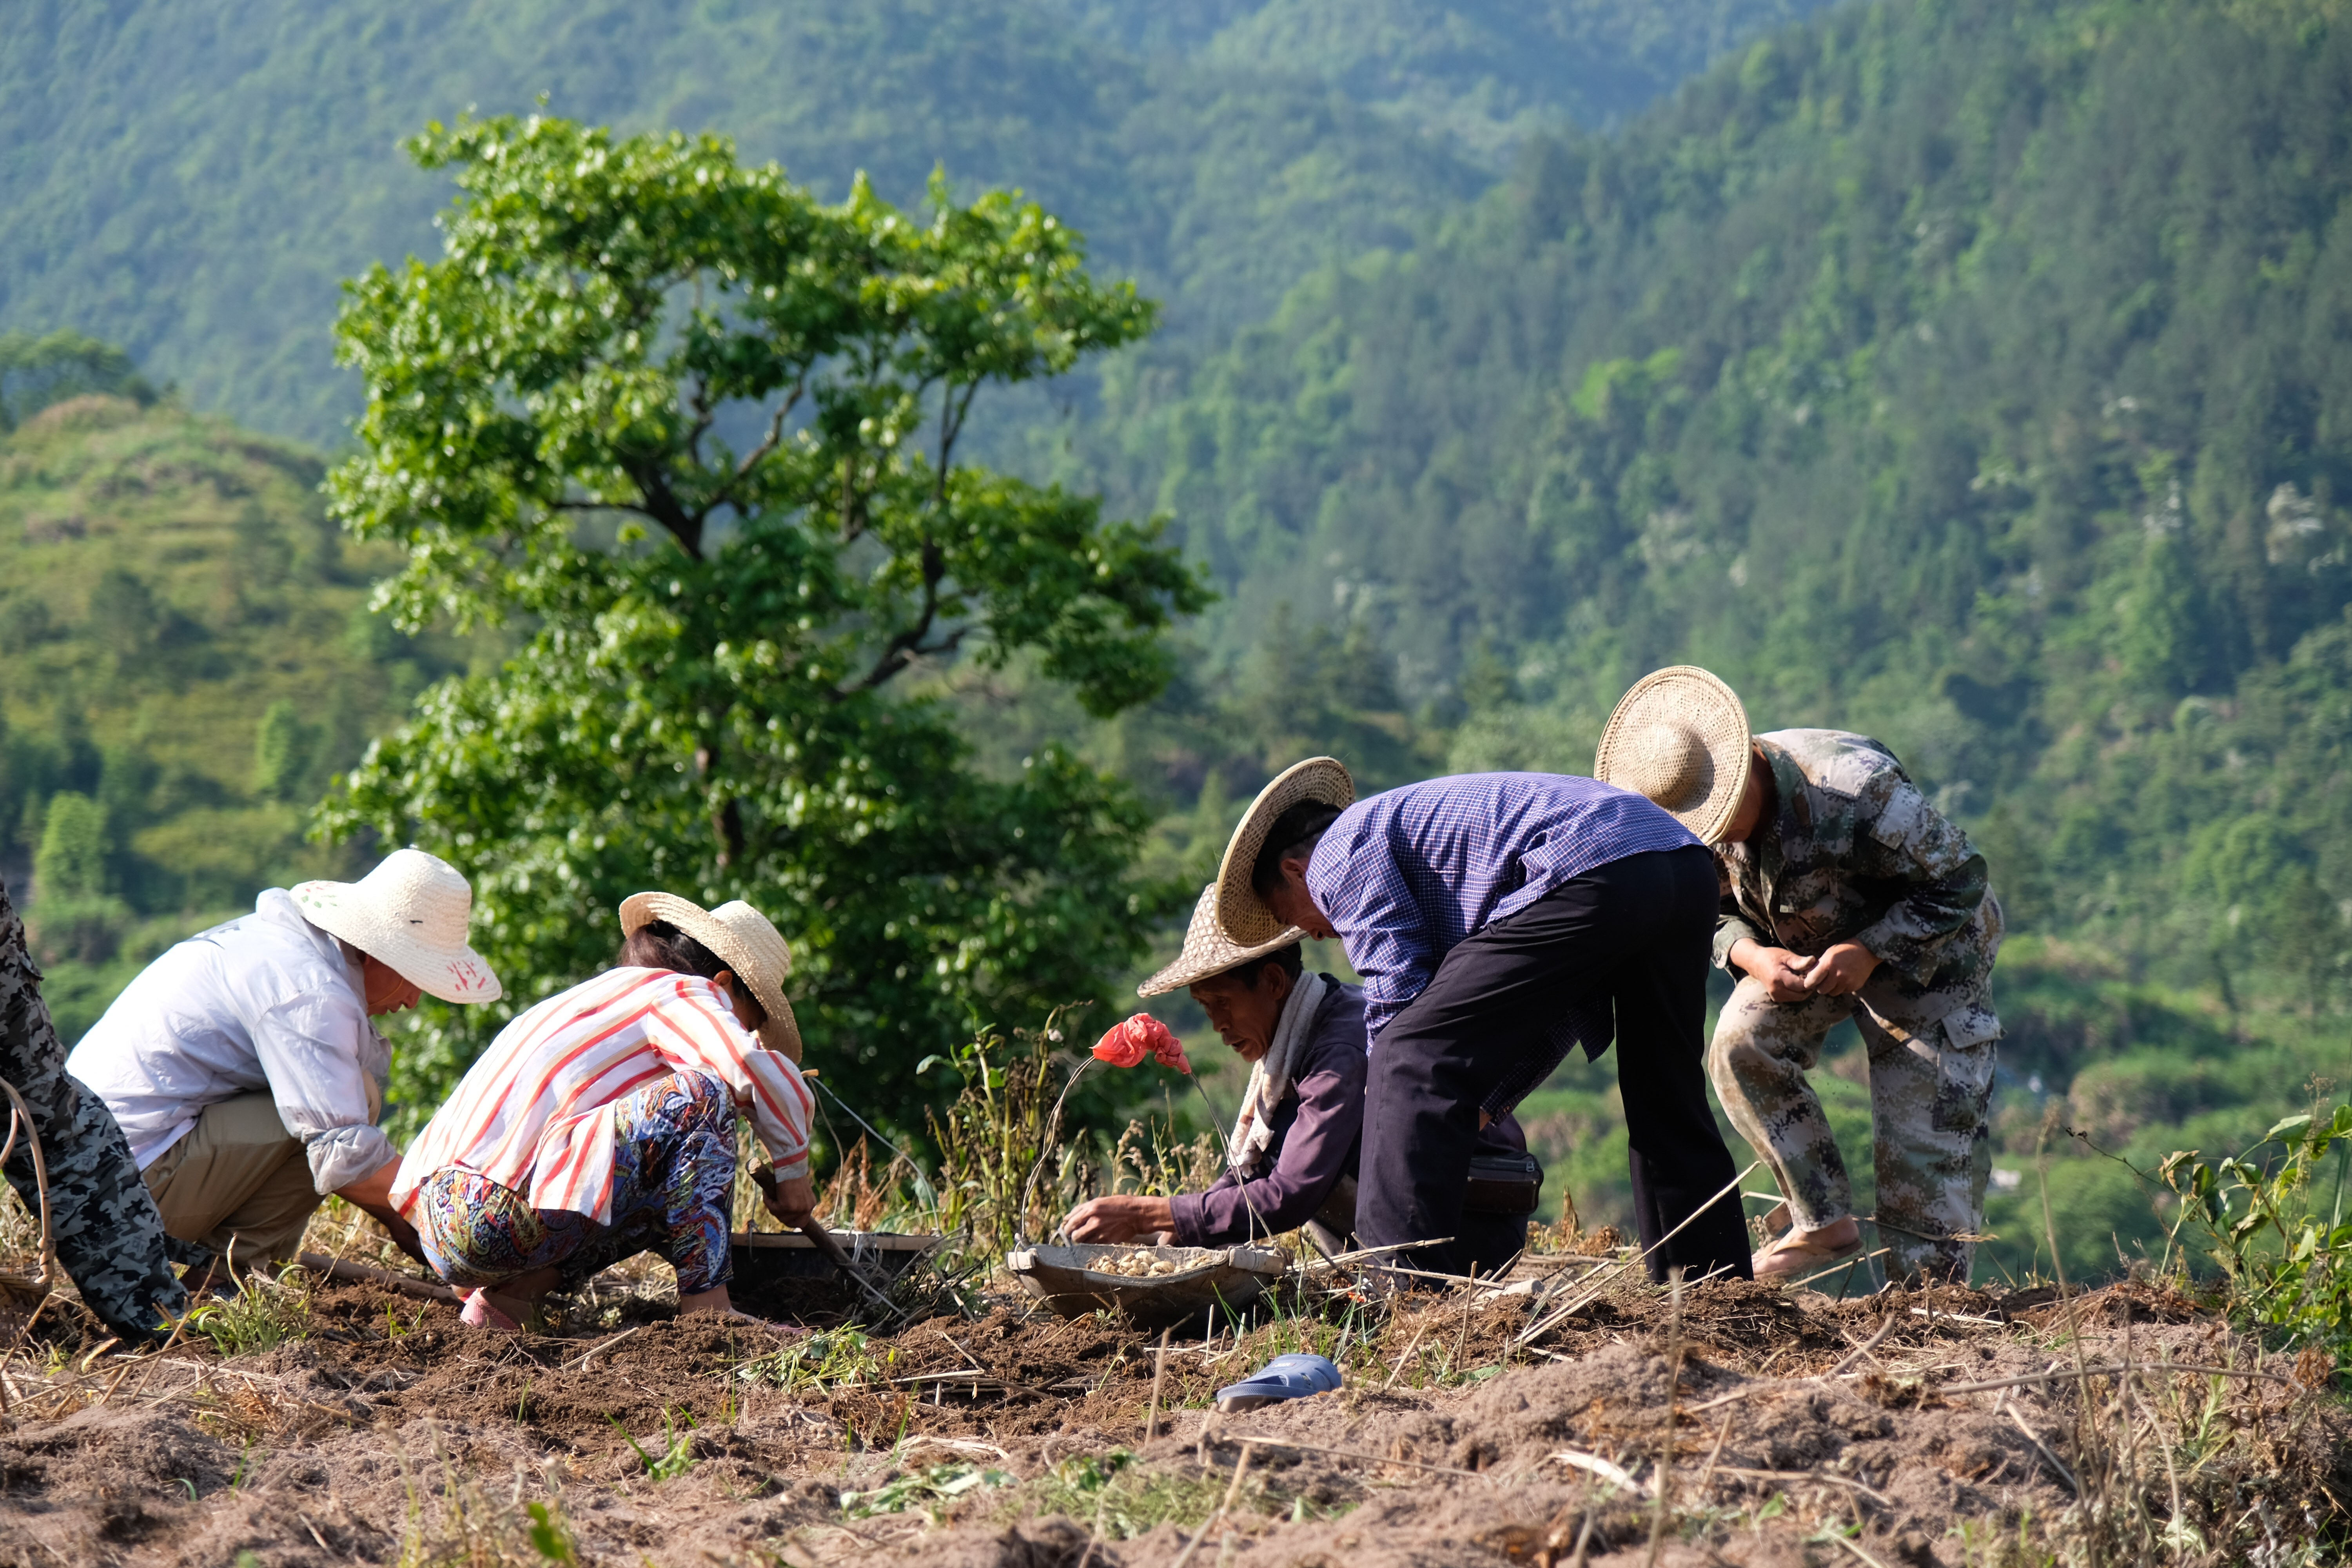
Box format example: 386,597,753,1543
142,1093,322,1270
1708,977,2000,1283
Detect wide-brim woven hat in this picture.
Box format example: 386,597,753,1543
1140,884,1308,998
618,891,803,1062
1214,756,1355,947
292,848,502,1005
1594,665,1753,844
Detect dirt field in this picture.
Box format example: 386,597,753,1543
0,1257,2343,1567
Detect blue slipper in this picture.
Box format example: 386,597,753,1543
1215,1352,1342,1412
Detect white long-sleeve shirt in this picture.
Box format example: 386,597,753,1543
390,967,811,1225
67,889,392,1192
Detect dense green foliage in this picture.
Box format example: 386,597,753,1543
2160,1101,2352,1356
321,116,1209,1121
1094,1,2352,763
0,332,156,433
0,0,1815,444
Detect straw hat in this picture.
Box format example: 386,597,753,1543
1214,757,1355,947
292,848,503,1005
1139,884,1307,998
1593,666,1753,844
618,891,803,1062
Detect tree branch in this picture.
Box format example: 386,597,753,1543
684,373,716,472
695,737,743,869
622,459,703,557
840,452,868,542
832,375,984,697
703,377,805,526
833,539,969,698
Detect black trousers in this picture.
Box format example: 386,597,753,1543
1356,845,1752,1283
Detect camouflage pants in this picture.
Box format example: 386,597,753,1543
1708,976,2000,1283
0,878,188,1342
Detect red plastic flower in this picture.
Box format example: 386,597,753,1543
1093,1013,1191,1075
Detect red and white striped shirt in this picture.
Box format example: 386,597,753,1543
391,967,813,1225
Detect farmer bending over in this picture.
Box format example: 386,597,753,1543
1599,668,2003,1283
69,849,501,1280
1220,750,1751,1285
1062,885,1538,1274
390,893,814,1329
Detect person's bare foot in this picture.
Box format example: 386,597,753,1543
1753,1216,1862,1280
460,1288,523,1331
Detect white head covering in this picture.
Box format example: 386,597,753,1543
292,848,501,1004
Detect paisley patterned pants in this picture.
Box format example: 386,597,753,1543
414,1069,737,1296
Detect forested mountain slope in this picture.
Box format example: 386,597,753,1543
0,0,1812,444
1092,0,2352,975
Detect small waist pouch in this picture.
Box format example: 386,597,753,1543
1312,1174,1359,1239
1464,1150,1544,1215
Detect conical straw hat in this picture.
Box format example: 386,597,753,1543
1594,666,1752,844
292,848,502,1005
1214,756,1356,947
1139,884,1307,998
619,891,804,1062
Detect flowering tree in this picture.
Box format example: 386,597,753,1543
323,114,1209,1127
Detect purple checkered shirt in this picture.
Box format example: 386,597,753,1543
1304,773,1700,1056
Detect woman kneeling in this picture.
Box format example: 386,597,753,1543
390,893,815,1328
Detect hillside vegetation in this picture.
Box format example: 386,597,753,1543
0,389,476,1036
0,0,1813,445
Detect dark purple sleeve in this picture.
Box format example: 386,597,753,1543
1169,990,1368,1246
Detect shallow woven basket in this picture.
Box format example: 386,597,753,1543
1007,1241,1290,1329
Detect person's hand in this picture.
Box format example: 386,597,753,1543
1799,942,1880,997
335,1159,430,1265
1730,939,1815,1003
1062,1195,1174,1244
759,1171,817,1229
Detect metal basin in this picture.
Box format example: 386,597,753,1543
1007,1241,1290,1328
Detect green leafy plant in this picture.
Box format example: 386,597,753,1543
2160,1105,2352,1363
182,1269,312,1357
840,1461,1012,1521
524,1501,577,1563
734,1328,885,1393
608,1409,697,1482
921,1021,1095,1255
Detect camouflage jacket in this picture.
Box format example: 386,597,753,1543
2,875,187,1341
1714,729,2001,1030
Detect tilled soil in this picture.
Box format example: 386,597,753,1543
0,1271,2341,1566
